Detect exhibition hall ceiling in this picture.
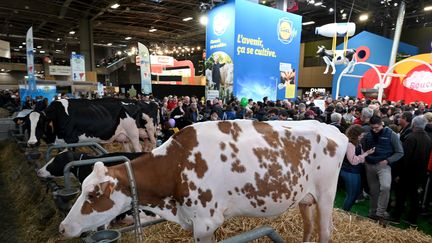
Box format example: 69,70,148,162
0,0,431,51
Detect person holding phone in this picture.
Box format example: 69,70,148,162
341,125,375,211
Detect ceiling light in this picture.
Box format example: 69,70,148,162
200,15,208,25
19,45,22,48
39,50,45,53
329,8,334,12
182,17,193,22
37,45,42,48
342,13,347,19
1,69,5,72
14,49,19,51
107,43,112,46
117,51,122,55
302,21,315,26
359,14,369,21
22,42,26,45
197,46,201,50
125,36,132,40
57,38,61,41
394,2,398,6
69,30,75,35
314,2,322,6
110,3,120,9
55,49,61,52
425,6,432,11
149,28,157,32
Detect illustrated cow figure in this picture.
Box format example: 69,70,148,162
59,120,348,243
25,98,157,152
316,45,356,74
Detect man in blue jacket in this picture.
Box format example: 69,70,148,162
363,116,404,221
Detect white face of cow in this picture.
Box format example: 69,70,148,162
28,112,41,145
59,162,131,238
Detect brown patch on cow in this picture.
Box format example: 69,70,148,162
261,209,266,213
220,154,227,162
250,201,257,208
210,209,215,217
217,121,242,141
313,153,316,159
231,159,246,173
104,126,200,211
171,207,177,216
229,142,239,154
189,181,197,191
186,198,192,207
198,188,213,208
81,182,115,215
234,187,239,193
253,121,282,147
231,153,236,158
326,138,338,157
193,152,208,178
231,122,242,141
316,134,321,143
220,142,226,150
317,165,321,170
227,190,232,195
194,200,198,205
218,121,231,135
306,175,309,181
323,148,328,155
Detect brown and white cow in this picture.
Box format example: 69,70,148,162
59,120,348,243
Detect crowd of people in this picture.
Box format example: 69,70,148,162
4,89,432,226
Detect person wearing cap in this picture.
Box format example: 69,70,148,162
303,109,316,120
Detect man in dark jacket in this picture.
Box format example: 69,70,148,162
393,115,432,225
363,116,404,221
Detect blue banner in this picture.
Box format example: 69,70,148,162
26,27,36,96
19,85,57,104
206,0,302,102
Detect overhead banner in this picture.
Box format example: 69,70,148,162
70,53,86,81
0,39,10,58
150,55,174,66
26,27,36,94
138,42,152,94
206,0,302,102
49,65,72,76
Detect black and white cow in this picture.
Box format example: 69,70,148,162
37,150,145,183
316,45,356,74
26,98,156,152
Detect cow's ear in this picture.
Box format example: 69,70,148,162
93,162,107,179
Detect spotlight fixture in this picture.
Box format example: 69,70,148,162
199,15,208,25
359,14,369,21
110,3,120,9
149,28,157,32
69,30,75,35
107,43,112,46
182,17,193,22
302,21,315,26
125,36,132,40
425,6,432,11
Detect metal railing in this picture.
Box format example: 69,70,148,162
219,226,285,243
45,142,108,161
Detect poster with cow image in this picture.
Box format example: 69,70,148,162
206,0,301,102
205,51,234,102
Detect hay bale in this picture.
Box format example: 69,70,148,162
117,208,432,243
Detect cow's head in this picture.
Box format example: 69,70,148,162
26,111,56,146
37,149,72,178
59,162,131,238
316,45,326,54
